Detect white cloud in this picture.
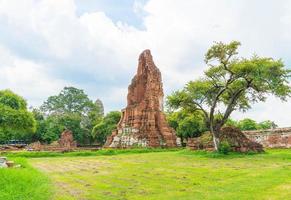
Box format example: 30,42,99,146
0,0,290,126
0,45,69,106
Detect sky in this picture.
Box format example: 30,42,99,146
0,0,290,127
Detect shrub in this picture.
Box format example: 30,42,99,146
218,141,231,154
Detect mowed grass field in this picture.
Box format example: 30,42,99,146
1,149,291,200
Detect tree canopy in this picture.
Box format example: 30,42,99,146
34,87,104,144
0,90,36,143
167,41,290,150
167,110,207,144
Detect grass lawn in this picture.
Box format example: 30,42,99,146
0,158,52,200
1,149,291,200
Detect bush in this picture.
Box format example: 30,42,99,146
218,141,231,154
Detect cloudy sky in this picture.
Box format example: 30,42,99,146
0,0,290,127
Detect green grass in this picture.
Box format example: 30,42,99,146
1,148,181,158
0,158,52,200
1,149,291,200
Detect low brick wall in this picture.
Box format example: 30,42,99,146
243,127,291,148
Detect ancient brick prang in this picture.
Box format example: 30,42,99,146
244,127,291,148
105,50,178,148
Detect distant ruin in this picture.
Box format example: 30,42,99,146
105,50,178,148
28,129,77,151
58,130,77,150
244,127,291,148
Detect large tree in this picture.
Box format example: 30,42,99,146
167,41,290,150
0,90,36,142
39,87,103,144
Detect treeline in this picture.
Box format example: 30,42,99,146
0,87,120,145
166,109,277,143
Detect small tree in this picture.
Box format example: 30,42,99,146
167,110,207,143
167,41,290,150
92,111,121,145
258,120,277,130
237,118,258,130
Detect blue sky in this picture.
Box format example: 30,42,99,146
0,0,290,127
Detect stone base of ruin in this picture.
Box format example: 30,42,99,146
105,113,179,148
187,126,264,152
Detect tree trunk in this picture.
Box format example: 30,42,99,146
210,126,220,151
212,134,220,151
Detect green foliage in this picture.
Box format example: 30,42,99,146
224,118,278,131
200,131,213,146
218,141,231,154
0,90,36,143
257,120,278,130
92,111,121,145
167,41,290,150
0,90,27,110
41,87,95,115
237,118,258,131
167,110,207,142
35,87,104,144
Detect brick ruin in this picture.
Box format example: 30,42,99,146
244,127,291,148
187,127,263,152
27,129,77,151
58,129,77,150
105,50,178,148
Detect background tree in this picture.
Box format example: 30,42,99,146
237,118,258,131
167,41,290,150
39,87,103,144
167,110,207,145
224,118,278,131
92,111,121,145
257,120,277,130
0,90,36,143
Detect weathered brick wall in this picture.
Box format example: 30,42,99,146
243,127,291,148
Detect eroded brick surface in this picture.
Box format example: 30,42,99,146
244,127,291,148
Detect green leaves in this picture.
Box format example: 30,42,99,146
205,41,241,64
36,86,104,144
92,111,121,145
167,41,290,149
167,110,207,141
41,86,97,115
0,90,36,143
0,89,27,110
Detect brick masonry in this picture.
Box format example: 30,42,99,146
105,50,178,148
243,127,291,148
